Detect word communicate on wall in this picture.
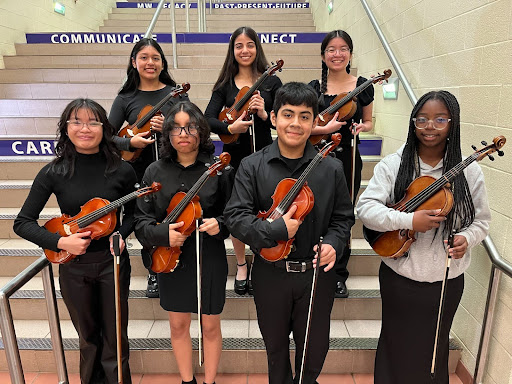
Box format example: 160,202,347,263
116,2,309,9
25,32,325,44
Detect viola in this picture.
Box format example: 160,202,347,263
218,60,284,144
44,182,162,264
257,134,341,262
149,152,231,273
309,69,392,145
117,83,190,162
364,136,506,258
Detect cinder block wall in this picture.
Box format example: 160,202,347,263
0,0,118,68
309,0,512,382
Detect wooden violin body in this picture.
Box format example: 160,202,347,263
257,179,314,262
217,60,284,145
117,83,190,162
364,136,506,258
364,176,453,258
43,183,162,264
148,153,231,273
309,69,392,145
151,193,202,273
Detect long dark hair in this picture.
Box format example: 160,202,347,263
160,101,215,160
394,90,475,236
50,99,121,178
320,30,353,94
213,26,269,91
119,38,176,94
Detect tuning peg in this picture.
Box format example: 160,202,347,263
216,171,223,176
498,150,504,157
134,183,141,189
271,61,274,65
481,141,487,146
488,155,495,161
471,145,477,151
279,68,282,72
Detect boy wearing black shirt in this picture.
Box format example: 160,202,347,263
224,82,355,383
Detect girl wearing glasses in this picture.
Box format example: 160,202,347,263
14,99,137,383
134,101,233,384
205,26,282,296
109,37,189,298
308,30,375,299
356,91,490,383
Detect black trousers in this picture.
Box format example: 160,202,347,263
252,256,336,384
59,250,131,384
375,262,464,384
334,145,361,282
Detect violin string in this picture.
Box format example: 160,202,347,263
325,78,374,115
233,72,270,111
164,173,207,223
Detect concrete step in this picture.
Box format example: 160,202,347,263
0,319,462,374
101,19,315,28
98,25,317,33
111,7,313,15
108,12,311,21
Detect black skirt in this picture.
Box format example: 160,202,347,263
375,262,464,384
157,234,228,315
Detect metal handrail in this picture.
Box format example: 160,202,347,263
144,0,167,38
473,236,512,384
0,255,68,383
358,1,508,382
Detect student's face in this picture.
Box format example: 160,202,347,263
271,104,316,153
132,45,163,82
233,34,257,68
66,108,103,154
169,111,200,155
414,99,451,151
321,37,352,73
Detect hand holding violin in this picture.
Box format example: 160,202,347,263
199,218,220,236
312,242,336,272
412,209,446,232
228,111,252,134
169,221,187,247
129,130,155,149
109,232,126,255
445,235,468,259
57,231,92,256
282,204,302,239
249,91,268,121
150,115,165,133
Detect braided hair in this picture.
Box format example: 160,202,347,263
320,30,353,94
394,90,475,237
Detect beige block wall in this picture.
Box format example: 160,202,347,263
310,0,512,382
0,0,118,69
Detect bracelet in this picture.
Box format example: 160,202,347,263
227,124,233,134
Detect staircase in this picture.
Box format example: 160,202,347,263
0,0,462,377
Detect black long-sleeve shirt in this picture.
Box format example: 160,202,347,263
224,139,355,262
14,152,137,254
204,76,282,169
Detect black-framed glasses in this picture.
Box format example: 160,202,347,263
170,125,198,136
67,120,103,130
412,117,451,130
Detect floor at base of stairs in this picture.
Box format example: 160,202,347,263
0,372,464,383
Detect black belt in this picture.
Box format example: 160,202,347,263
262,258,314,273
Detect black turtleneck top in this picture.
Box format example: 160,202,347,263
14,152,137,253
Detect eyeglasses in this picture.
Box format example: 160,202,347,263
412,117,451,130
324,47,350,55
67,120,103,130
170,125,198,136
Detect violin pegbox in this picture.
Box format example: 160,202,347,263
473,136,506,162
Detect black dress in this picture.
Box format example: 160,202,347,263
134,152,234,314
205,76,282,169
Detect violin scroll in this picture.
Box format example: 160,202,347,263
207,152,231,177
474,136,506,162
135,182,162,198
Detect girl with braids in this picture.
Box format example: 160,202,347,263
14,99,137,383
134,101,234,384
308,30,374,298
356,90,491,384
110,37,189,298
205,26,282,296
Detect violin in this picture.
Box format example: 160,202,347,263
117,83,190,162
364,136,506,258
44,182,162,264
149,152,231,273
218,60,284,144
309,69,392,145
257,134,341,262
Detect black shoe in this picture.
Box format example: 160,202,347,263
335,280,349,298
234,262,248,295
146,274,159,298
247,279,254,296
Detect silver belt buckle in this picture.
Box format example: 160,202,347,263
286,261,306,273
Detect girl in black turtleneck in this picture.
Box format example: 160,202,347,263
14,99,137,384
